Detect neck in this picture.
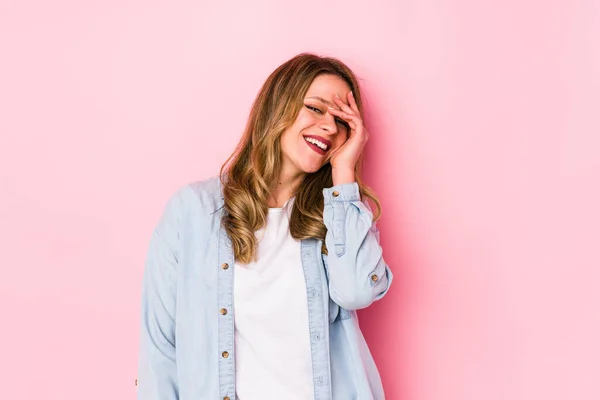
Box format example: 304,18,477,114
268,167,305,208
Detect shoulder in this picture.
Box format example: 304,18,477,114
151,176,223,246
187,175,223,205
167,175,224,216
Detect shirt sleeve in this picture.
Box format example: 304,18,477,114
137,189,183,399
322,182,393,310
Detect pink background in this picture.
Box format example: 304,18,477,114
1,0,599,399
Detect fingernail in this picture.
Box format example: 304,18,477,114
350,91,354,97
335,93,341,99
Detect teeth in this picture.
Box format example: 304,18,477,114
305,137,328,150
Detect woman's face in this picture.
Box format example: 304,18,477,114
279,74,352,176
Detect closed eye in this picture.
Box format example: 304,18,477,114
335,118,350,129
305,105,322,114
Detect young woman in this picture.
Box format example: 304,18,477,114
137,53,393,400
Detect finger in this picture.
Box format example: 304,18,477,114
327,108,357,131
332,93,355,115
347,91,361,116
327,106,360,122
328,107,363,130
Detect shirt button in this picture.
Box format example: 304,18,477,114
221,263,229,270
371,274,379,282
220,308,228,315
222,351,229,358
332,190,340,197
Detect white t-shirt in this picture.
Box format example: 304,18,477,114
234,198,315,400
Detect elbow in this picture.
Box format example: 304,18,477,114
330,288,375,311
329,268,392,311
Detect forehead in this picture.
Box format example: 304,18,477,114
305,74,351,97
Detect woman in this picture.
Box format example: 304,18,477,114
137,53,393,400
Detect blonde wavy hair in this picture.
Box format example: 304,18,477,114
220,53,381,263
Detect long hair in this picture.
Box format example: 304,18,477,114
220,53,381,263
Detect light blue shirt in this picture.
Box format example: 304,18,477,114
137,176,393,399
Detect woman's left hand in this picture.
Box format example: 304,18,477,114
327,91,369,174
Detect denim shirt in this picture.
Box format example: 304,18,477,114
137,176,393,400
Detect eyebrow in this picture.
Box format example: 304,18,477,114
306,96,337,107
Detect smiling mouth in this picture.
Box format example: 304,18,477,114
303,135,331,155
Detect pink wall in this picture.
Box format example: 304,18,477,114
1,0,599,398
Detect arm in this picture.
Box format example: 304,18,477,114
322,182,393,310
137,191,182,399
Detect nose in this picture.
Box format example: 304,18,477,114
318,111,338,135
